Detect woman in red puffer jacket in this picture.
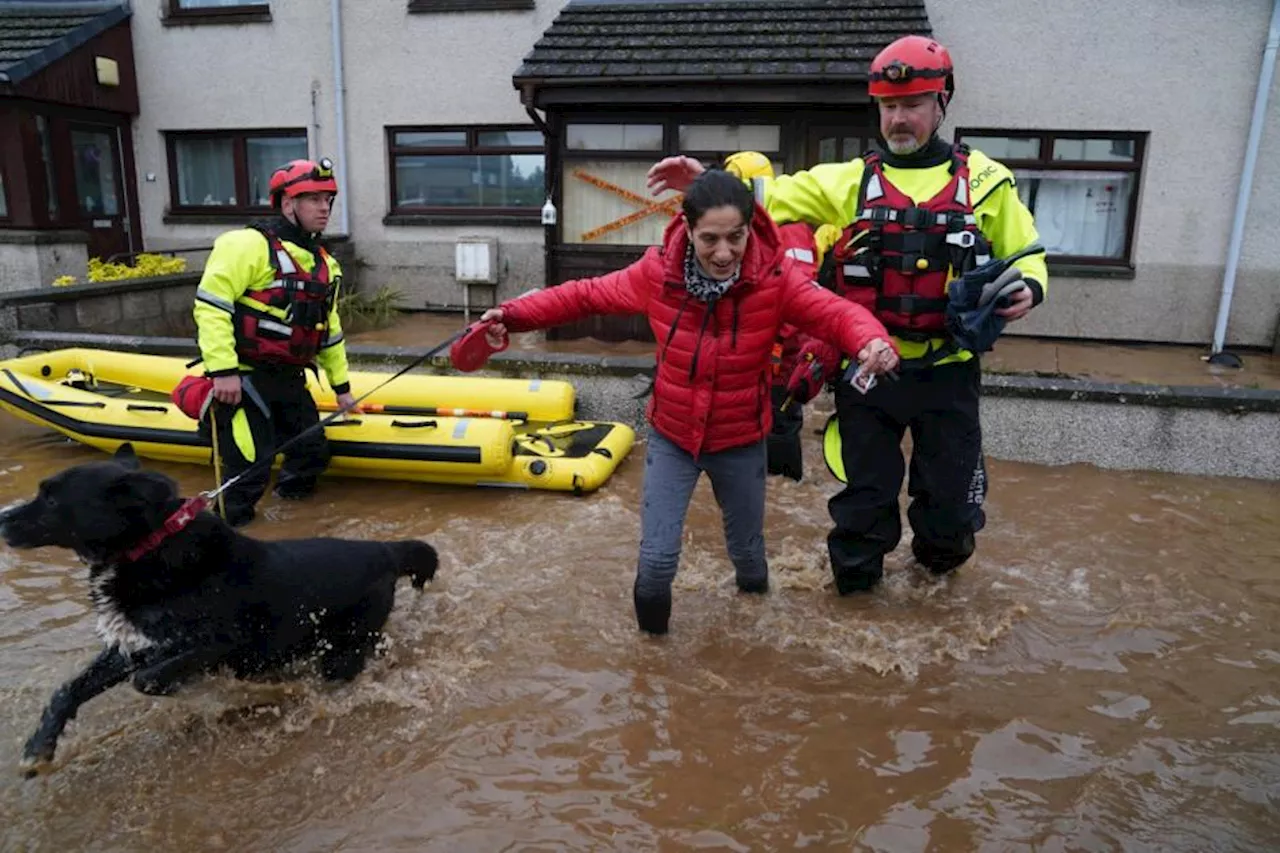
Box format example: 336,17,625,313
475,170,898,635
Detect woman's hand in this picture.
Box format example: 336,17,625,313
856,338,899,375
479,308,508,349
646,156,705,195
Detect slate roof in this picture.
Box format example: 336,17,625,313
514,0,931,86
0,2,129,85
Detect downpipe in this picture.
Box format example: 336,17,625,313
1208,0,1280,367
330,0,351,237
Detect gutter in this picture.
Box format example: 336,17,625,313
1209,0,1280,366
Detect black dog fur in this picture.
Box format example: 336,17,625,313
0,444,438,775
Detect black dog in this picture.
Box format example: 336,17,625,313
0,443,438,775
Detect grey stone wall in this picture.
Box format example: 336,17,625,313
0,274,200,340
0,232,90,295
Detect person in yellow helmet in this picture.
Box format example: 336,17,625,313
649,35,1048,593
192,158,357,527
724,152,844,482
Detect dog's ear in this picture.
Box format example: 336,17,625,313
113,443,141,470
109,470,178,512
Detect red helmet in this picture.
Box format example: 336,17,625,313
268,158,338,208
869,35,955,105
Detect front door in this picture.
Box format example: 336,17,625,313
69,124,131,261
806,125,879,168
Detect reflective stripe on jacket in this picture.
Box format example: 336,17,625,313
194,227,350,391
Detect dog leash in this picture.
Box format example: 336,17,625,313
209,406,227,519
201,328,468,505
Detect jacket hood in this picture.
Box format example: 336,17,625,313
658,202,785,288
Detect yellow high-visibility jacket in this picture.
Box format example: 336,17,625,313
193,227,350,392
760,148,1048,365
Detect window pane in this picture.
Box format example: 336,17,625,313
175,137,236,206
961,135,1041,160
0,170,7,217
476,130,543,148
1016,169,1132,259
178,0,268,7
71,130,119,217
37,116,58,219
1052,137,1136,163
562,160,680,245
566,124,663,152
678,124,781,152
393,130,467,148
394,153,544,208
247,136,308,206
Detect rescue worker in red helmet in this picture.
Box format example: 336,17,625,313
724,151,841,482
191,157,356,527
647,34,1048,593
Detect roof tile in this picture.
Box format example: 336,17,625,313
515,0,929,84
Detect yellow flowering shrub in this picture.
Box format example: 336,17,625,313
51,253,188,287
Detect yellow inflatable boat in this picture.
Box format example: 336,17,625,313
0,348,634,494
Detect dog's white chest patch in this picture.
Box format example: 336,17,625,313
90,569,155,655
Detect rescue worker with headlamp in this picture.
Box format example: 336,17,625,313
191,157,356,527
648,35,1048,593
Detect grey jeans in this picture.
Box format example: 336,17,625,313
635,430,769,598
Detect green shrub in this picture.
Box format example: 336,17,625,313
336,285,405,333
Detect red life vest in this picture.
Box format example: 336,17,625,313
833,145,990,340
771,222,820,377
233,226,337,367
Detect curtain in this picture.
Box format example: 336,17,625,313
246,137,308,206
1017,169,1132,259
175,138,235,206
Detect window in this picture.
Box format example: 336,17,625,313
71,129,120,217
173,0,267,6
387,126,545,217
957,129,1146,266
408,0,533,12
562,121,783,246
166,130,307,214
0,168,8,219
166,0,270,24
37,116,59,220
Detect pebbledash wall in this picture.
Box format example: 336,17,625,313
120,0,1280,349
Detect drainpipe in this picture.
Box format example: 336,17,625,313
1208,0,1280,367
330,0,350,237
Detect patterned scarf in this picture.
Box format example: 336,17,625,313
683,244,740,303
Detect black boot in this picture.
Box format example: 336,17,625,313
911,535,975,576
833,561,884,595
273,478,317,501
736,575,769,594
633,583,671,636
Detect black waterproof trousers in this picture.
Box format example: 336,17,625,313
211,366,331,527
826,358,987,593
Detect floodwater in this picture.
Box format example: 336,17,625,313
1,403,1278,851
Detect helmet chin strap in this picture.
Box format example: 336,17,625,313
281,203,320,239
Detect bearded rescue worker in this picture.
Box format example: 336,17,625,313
648,35,1048,593
724,150,842,482
192,158,356,527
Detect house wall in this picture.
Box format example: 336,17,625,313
123,0,1279,347
931,0,1280,347
130,0,562,310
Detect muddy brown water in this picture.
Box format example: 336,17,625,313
1,405,1278,851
